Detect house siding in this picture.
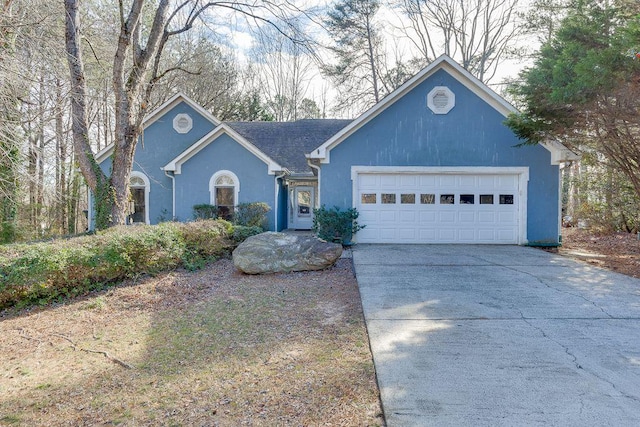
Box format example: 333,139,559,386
319,69,560,244
173,133,277,229
94,101,217,227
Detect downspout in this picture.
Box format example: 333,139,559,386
163,169,175,221
275,171,288,231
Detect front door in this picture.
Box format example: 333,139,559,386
292,186,315,230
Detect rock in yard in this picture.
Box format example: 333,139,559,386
232,232,343,274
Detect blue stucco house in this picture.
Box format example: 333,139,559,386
93,55,577,245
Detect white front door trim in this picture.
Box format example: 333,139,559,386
292,185,315,230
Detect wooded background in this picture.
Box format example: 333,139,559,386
0,0,638,241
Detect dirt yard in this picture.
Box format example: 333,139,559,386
559,228,640,279
0,258,383,426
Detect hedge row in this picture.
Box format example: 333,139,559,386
0,220,262,311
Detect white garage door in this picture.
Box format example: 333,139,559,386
354,168,527,244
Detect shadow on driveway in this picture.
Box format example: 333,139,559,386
354,244,640,426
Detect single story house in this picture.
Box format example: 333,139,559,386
92,55,578,245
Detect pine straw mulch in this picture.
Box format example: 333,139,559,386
559,227,640,279
0,258,384,426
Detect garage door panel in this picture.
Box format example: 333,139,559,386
356,172,522,244
458,211,476,223
439,211,456,222
379,228,396,240
459,175,476,187
398,228,417,240
459,229,476,241
478,212,496,223
359,210,379,223
439,175,456,187
419,211,437,222
498,211,517,223
478,229,496,241
380,175,398,188
438,229,456,240
420,175,437,187
379,210,397,222
478,175,497,189
498,175,518,189
497,229,517,241
399,211,417,222
359,175,379,189
418,229,437,240
400,175,417,187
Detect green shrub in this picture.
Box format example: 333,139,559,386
312,205,365,245
0,221,18,244
233,202,270,229
193,204,219,220
179,220,234,271
0,219,251,311
231,225,263,245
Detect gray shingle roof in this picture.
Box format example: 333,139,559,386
226,119,352,175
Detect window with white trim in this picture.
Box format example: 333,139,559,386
210,171,239,220
129,172,150,224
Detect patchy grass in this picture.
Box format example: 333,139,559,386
0,258,383,426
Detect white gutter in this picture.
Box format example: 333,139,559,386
163,169,175,220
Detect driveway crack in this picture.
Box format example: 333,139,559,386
477,257,616,319
519,314,640,405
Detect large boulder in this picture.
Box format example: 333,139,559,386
232,232,343,274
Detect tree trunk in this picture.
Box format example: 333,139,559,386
55,78,68,233
65,0,219,229
365,14,380,103
65,0,113,229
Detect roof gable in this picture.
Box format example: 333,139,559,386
163,123,282,175
308,55,576,165
227,120,351,174
95,93,220,164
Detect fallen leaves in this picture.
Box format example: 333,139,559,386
560,228,640,278
0,258,384,426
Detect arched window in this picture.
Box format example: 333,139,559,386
129,171,150,224
209,171,239,221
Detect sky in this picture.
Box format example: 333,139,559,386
212,0,538,113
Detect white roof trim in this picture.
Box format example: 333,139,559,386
541,140,581,165
95,93,220,164
163,123,282,175
308,54,574,166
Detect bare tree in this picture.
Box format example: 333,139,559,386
149,29,240,115
65,0,307,229
251,27,316,121
397,0,521,82
0,0,80,239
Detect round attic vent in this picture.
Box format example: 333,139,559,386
427,86,455,114
173,113,193,134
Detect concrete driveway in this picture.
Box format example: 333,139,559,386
353,244,640,426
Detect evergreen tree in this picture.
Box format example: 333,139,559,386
323,0,386,112
506,0,640,229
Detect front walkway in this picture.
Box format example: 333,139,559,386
353,244,640,426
